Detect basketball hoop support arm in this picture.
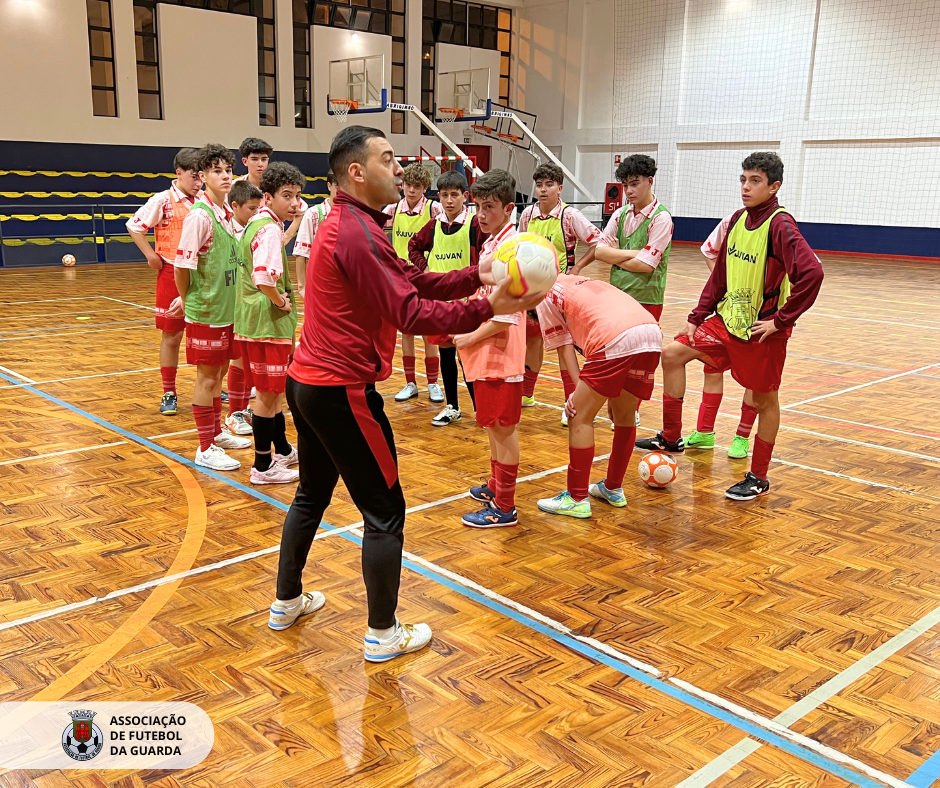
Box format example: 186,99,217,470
491,110,596,202
388,102,484,178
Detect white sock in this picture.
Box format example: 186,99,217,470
368,622,397,641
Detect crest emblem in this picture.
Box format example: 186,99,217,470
62,710,103,761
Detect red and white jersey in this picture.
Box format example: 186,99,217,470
597,198,673,270
517,201,601,247
480,221,521,327
293,200,331,258
126,182,197,261
383,195,444,227
174,193,234,270
231,173,310,213
247,207,285,288
436,205,471,228
537,274,662,361
701,212,737,262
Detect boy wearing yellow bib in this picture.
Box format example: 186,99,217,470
407,170,486,426
518,163,601,413
383,164,444,403
636,152,824,501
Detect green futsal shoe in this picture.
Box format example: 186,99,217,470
684,430,716,450
727,435,750,459
537,491,592,519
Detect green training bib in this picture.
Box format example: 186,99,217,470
183,201,239,326
234,214,298,341
392,201,433,261
610,203,671,305
427,219,472,273
528,204,574,269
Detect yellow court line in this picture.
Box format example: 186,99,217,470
3,403,207,703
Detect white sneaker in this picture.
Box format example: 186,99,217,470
363,620,432,663
195,444,240,471
250,387,257,399
427,383,444,403
215,428,252,450
273,445,299,466
395,382,419,402
431,405,461,426
225,411,253,435
635,410,641,427
561,410,568,427
251,463,299,485
268,591,325,630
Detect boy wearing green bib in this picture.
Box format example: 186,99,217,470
383,164,444,404
234,162,305,486
636,152,824,501
407,170,486,426
518,163,602,415
175,143,252,472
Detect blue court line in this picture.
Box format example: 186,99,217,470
0,369,910,788
909,750,940,788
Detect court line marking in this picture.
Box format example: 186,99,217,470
908,750,940,788
0,441,126,466
786,363,940,409
100,295,156,312
675,605,940,787
0,325,152,342
0,364,35,384
0,370,921,787
783,409,940,442
0,297,110,305
0,365,186,391
0,319,151,335
0,307,141,321
809,311,940,332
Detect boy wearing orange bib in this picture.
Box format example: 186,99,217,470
127,148,202,415
536,274,662,518
455,170,525,528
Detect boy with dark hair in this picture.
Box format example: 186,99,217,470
174,143,252,470
636,151,824,500
294,171,338,301
408,169,486,427
235,161,305,485
385,163,445,404
536,274,662,518
127,147,202,416
237,137,274,186
457,169,526,528
518,162,602,414
230,180,263,237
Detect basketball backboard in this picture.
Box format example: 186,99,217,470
328,55,385,110
436,67,491,120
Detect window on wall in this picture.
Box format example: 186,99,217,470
308,0,407,133
86,0,118,117
293,0,311,128
129,0,278,126
421,0,512,134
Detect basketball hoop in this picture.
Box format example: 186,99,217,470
329,98,357,123
498,131,520,144
438,107,464,125
471,124,494,136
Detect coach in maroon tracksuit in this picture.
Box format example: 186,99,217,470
268,126,541,662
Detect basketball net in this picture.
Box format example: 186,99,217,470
439,108,463,126
330,99,352,123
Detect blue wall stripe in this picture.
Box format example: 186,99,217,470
0,370,913,788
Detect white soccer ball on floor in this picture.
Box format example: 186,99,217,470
492,232,560,299
638,452,678,488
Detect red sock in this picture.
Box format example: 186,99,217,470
737,402,758,438
606,426,636,490
227,365,248,414
523,368,538,398
193,404,216,451
489,458,497,492
561,370,575,401
494,461,518,512
751,436,774,479
213,396,222,437
567,445,594,501
160,366,177,394
403,355,416,385
425,356,440,385
662,394,684,443
697,392,723,433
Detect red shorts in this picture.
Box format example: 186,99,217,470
474,379,523,428
640,303,664,321
579,351,661,400
155,263,185,332
525,313,542,340
237,340,291,393
675,315,788,393
425,333,453,348
185,322,240,367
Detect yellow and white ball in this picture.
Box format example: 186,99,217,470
61,254,77,267
638,452,678,488
492,232,559,298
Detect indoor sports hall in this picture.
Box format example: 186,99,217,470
1,0,939,786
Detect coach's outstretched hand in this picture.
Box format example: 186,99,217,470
487,277,546,316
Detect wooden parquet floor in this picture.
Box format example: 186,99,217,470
1,247,939,788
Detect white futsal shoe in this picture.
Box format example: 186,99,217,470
225,411,253,435
215,428,252,450
195,444,240,471
363,620,433,662
395,382,419,402
250,463,299,485
268,591,326,630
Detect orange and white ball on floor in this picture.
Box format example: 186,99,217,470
492,232,559,298
62,254,76,267
638,452,678,488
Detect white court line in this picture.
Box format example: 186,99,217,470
810,311,940,332
147,428,198,439
0,325,151,342
0,297,110,305
0,319,151,336
0,441,126,467
0,366,189,391
786,363,940,409
0,365,35,384
784,408,940,443
100,296,156,312
0,307,140,321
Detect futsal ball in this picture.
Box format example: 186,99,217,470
62,254,76,267
492,232,559,299
638,452,678,488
